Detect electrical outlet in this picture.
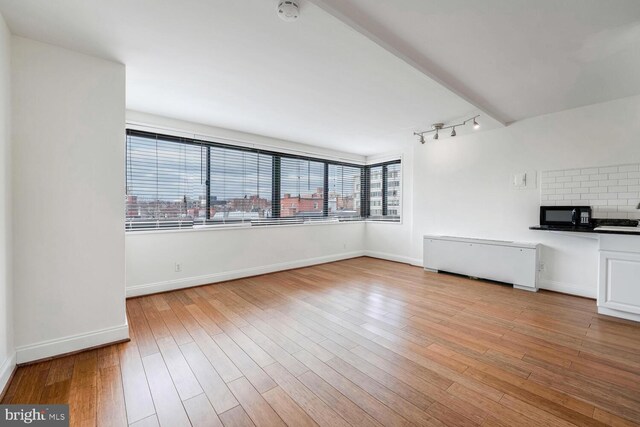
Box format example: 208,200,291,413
538,262,545,272
175,262,182,272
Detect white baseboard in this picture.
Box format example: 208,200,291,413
538,279,596,299
363,250,423,267
0,352,16,396
16,323,130,364
126,251,366,297
598,306,640,322
514,285,538,292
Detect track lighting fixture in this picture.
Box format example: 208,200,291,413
413,115,480,143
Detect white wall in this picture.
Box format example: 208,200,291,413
0,11,13,392
125,112,367,296
371,95,640,298
126,110,366,165
127,222,365,296
11,37,127,363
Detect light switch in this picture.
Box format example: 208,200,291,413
513,173,527,188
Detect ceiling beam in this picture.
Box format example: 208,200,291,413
308,0,508,126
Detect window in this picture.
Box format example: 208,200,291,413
125,129,401,230
328,164,361,219
384,162,402,220
209,147,273,223
365,160,401,221
368,165,383,217
126,132,207,229
279,158,324,218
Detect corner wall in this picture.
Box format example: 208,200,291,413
11,37,127,363
371,95,640,298
0,11,13,392
364,148,420,266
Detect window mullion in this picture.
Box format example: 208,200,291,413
272,156,281,219
382,164,388,217
361,166,370,218
323,163,329,217
206,146,211,220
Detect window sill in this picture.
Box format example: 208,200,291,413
124,219,369,236
364,219,404,226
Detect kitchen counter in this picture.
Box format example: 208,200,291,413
531,226,640,322
530,226,640,236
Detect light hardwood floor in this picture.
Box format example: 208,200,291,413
3,257,640,426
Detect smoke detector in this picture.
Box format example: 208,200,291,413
277,1,300,22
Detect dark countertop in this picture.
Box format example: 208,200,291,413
530,226,640,236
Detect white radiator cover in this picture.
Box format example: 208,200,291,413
423,236,540,291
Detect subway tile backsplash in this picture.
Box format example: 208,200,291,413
541,164,640,219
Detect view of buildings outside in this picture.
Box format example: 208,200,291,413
280,190,323,217
367,165,384,217
353,164,401,218
126,170,400,222
327,164,360,218
126,135,399,223
279,158,324,218
386,163,402,217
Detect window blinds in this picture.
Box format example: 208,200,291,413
368,165,384,218
126,132,206,230
385,162,401,219
366,161,401,221
125,129,400,230
328,164,361,219
208,146,273,224
279,157,325,218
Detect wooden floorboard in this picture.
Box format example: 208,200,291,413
4,257,640,426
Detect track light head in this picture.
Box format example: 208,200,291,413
473,118,480,130
419,134,425,144
450,127,457,137
431,123,444,141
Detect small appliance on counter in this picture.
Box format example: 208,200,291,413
539,206,592,229
593,218,640,233
593,218,639,227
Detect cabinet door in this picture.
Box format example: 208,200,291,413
599,251,640,315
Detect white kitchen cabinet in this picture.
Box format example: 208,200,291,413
598,235,640,322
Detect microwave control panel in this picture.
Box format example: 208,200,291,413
580,211,590,225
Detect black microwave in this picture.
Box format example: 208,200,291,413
540,206,592,228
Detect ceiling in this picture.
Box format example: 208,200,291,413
314,0,640,124
0,1,639,155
